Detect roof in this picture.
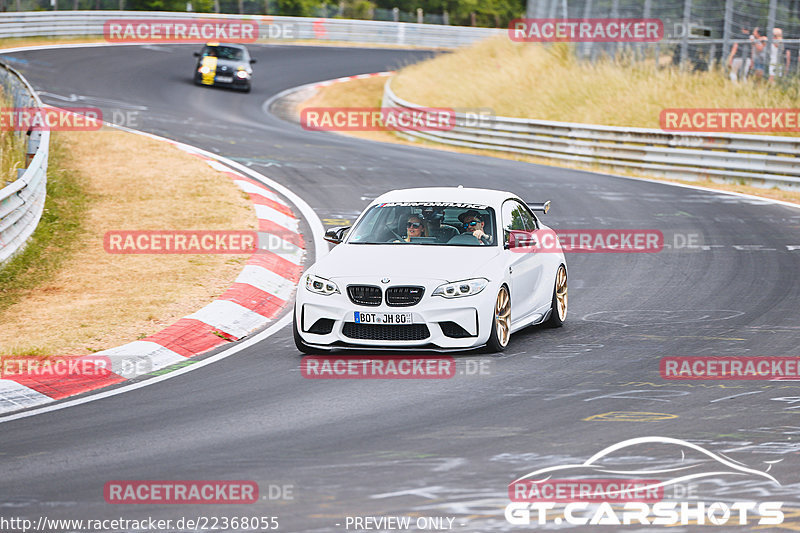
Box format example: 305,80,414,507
370,187,520,208
204,42,247,49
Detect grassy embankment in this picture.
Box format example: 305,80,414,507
301,36,800,204
0,128,256,356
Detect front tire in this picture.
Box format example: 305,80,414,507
546,265,568,327
486,285,511,352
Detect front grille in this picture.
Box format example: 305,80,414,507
439,321,475,338
307,318,334,335
342,323,430,341
347,285,382,306
385,286,425,307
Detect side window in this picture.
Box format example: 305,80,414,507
502,200,530,231
519,205,537,230
502,200,526,244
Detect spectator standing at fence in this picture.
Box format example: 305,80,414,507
727,27,752,81
750,28,768,80
768,28,791,82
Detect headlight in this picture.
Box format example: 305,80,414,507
198,66,211,74
432,278,489,298
236,70,250,79
305,274,340,296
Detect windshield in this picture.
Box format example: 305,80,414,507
201,45,244,61
347,202,497,246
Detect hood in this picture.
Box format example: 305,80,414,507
311,243,502,283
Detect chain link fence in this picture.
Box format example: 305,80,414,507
526,0,800,79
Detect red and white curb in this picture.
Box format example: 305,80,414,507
0,132,313,415
313,71,394,89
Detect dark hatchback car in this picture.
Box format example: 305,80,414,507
193,42,255,92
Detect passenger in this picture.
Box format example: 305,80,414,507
458,210,493,245
403,215,427,242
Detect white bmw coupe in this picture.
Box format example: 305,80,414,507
293,187,567,353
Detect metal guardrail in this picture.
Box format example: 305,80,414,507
382,79,800,190
0,11,500,48
0,63,48,265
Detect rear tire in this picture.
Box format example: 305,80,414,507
545,265,568,328
486,285,511,352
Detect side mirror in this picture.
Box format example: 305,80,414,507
250,58,257,64
193,52,201,57
324,226,350,244
505,230,537,250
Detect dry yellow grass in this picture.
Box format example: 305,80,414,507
0,37,107,50
0,129,256,355
392,36,800,133
301,75,800,205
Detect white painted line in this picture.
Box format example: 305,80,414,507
0,380,52,414
186,300,271,338
0,315,293,424
234,179,289,206
254,204,300,233
257,237,305,266
95,341,185,374
236,265,297,301
205,159,234,173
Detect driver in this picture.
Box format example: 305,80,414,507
403,214,427,241
458,210,493,245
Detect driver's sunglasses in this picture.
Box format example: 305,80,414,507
464,220,480,227
407,222,422,229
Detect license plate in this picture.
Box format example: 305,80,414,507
215,76,233,83
354,311,413,325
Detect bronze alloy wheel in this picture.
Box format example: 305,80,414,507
495,286,511,347
555,265,568,321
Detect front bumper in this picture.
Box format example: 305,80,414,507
295,281,497,351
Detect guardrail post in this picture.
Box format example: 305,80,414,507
610,0,619,60
639,0,651,63
416,8,423,24
766,0,776,76
581,0,593,61
722,0,733,69
680,0,691,68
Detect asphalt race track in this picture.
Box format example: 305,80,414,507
2,43,800,531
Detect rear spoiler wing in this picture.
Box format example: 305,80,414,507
527,200,551,214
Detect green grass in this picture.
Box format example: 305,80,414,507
0,132,91,316
392,36,800,134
